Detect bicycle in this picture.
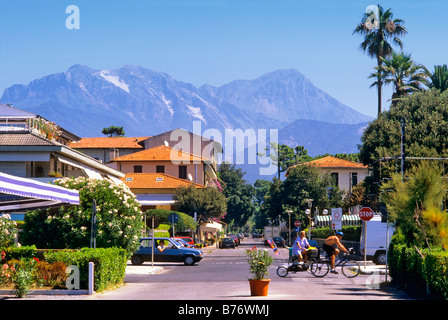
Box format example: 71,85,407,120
309,248,361,278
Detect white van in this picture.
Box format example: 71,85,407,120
360,215,395,265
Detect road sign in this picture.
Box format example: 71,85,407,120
294,220,301,227
331,208,342,230
359,207,374,221
168,212,179,224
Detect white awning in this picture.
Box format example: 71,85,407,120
56,155,103,180
199,222,223,232
136,194,175,206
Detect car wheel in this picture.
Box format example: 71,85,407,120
184,256,195,266
131,255,143,265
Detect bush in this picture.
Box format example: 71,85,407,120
310,225,361,241
0,214,17,247
0,245,37,261
22,177,145,255
44,247,127,292
389,243,448,299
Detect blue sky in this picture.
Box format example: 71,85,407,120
0,0,447,118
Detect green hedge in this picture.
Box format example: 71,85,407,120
389,244,448,299
0,245,37,261
44,247,127,292
310,225,361,241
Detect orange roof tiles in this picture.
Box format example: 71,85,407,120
286,156,368,176
111,145,208,162
69,137,150,149
303,156,368,169
122,172,205,189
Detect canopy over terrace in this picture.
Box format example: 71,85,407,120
0,171,79,213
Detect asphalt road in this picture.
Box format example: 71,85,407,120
90,237,412,301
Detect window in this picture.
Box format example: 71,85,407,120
156,165,165,173
179,165,187,179
330,172,339,187
351,172,358,187
133,165,142,173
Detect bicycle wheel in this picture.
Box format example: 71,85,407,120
276,266,288,277
341,260,361,278
310,260,330,277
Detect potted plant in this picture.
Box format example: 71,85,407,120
245,247,274,296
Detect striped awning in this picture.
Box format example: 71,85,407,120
315,214,361,226
0,172,79,211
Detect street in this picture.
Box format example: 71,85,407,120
90,237,412,301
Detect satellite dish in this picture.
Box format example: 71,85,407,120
164,140,169,147
187,173,193,181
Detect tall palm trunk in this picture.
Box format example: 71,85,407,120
377,56,383,115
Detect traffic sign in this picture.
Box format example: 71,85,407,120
359,207,374,221
294,220,301,227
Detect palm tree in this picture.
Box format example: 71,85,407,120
353,4,407,116
373,52,425,103
423,64,448,92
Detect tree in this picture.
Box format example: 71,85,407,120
359,89,448,182
382,163,448,250
354,4,407,115
172,185,227,222
374,52,425,103
102,126,125,137
218,163,256,229
266,143,312,179
423,64,448,92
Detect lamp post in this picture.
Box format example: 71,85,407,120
286,210,292,246
326,187,333,235
305,199,313,239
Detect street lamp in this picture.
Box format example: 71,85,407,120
326,187,333,235
286,210,292,246
305,199,313,239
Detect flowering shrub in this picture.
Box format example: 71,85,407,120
0,214,17,248
22,177,144,255
245,247,274,280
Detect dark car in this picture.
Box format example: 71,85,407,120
228,235,239,246
219,237,236,249
131,237,203,266
265,236,286,248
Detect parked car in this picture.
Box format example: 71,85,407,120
228,235,239,246
265,236,286,248
218,237,236,249
173,238,194,248
131,237,203,266
175,236,194,245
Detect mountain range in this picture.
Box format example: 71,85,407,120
0,64,373,180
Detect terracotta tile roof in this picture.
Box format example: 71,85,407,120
68,137,150,149
111,145,208,162
286,156,368,176
122,172,205,189
304,156,368,169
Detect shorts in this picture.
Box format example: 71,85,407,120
322,243,336,256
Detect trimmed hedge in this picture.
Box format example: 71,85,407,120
389,244,448,299
44,247,127,292
1,245,37,261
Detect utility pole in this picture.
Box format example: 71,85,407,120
400,118,406,182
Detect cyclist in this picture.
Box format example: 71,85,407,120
322,231,349,274
292,231,310,262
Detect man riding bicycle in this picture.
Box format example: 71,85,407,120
322,231,349,274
